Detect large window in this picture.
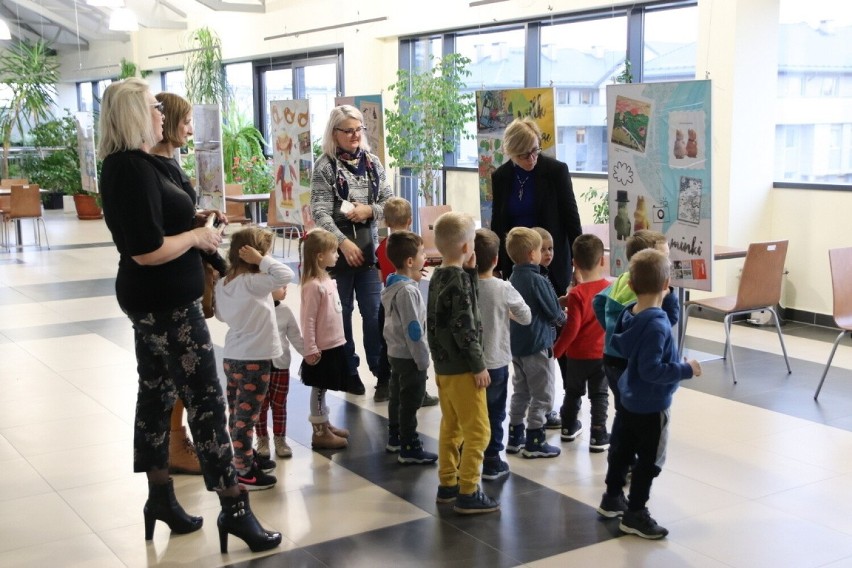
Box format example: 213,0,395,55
642,5,698,83
225,62,254,119
541,15,627,173
775,1,852,184
161,70,186,98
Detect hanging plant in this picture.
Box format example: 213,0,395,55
184,27,228,106
0,39,59,178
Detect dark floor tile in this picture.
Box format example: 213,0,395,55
1,321,94,341
224,545,327,568
12,277,117,302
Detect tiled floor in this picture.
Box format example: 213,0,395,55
4,210,852,567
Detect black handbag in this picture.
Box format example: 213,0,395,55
330,158,378,273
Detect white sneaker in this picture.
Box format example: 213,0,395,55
273,435,292,458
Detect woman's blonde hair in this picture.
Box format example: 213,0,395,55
225,227,274,279
98,78,158,159
156,92,192,148
503,117,542,158
322,105,370,158
300,228,339,282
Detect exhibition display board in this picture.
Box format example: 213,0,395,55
270,99,313,226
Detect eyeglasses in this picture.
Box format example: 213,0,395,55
518,147,541,160
335,126,367,136
151,102,164,113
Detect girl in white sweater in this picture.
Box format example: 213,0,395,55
215,227,293,489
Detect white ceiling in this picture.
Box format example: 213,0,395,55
0,0,265,51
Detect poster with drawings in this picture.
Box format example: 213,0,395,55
270,99,312,225
335,95,385,167
606,80,712,291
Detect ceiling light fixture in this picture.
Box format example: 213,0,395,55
264,16,387,40
87,0,124,7
469,0,509,6
109,7,139,32
0,19,11,40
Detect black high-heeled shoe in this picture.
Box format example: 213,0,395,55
143,478,203,540
217,488,282,553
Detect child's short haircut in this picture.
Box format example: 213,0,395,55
506,226,542,265
573,233,604,270
383,197,412,229
626,229,667,260
386,230,423,269
629,249,670,295
434,211,475,256
532,226,552,244
474,228,500,275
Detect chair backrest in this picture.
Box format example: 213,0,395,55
0,178,28,189
10,184,42,219
225,183,250,223
733,240,788,311
419,204,451,259
828,247,852,330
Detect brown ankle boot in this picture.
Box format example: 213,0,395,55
169,426,202,475
311,422,348,449
327,423,350,438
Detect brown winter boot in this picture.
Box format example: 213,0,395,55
311,422,348,449
169,426,202,475
327,423,350,438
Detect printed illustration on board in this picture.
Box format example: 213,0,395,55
611,95,651,153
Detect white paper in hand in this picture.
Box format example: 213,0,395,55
340,200,355,214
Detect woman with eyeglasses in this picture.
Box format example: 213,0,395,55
490,117,582,296
311,105,392,398
98,78,281,554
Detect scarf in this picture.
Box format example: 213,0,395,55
335,148,379,202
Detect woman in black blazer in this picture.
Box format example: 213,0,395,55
490,117,582,296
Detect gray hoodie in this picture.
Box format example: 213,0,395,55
381,273,430,371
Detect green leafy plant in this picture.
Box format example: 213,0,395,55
22,111,83,195
580,186,609,224
184,27,227,105
0,39,60,178
385,53,476,204
118,58,152,80
222,107,270,194
614,59,633,84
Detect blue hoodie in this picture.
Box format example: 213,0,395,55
611,303,693,413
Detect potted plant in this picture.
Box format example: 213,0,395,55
24,112,102,219
580,186,609,224
184,27,227,105
385,53,476,205
0,39,60,179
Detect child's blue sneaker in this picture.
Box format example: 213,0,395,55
522,428,561,458
481,456,510,481
386,427,400,453
436,484,460,503
453,485,500,515
506,424,525,454
398,438,438,465
544,410,562,429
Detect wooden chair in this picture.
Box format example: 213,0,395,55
419,204,451,266
225,183,251,225
813,247,852,400
0,179,27,223
264,193,302,257
2,184,50,250
679,240,790,384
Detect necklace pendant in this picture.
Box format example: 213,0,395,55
518,188,524,201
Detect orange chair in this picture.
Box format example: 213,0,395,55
419,205,451,266
2,184,50,250
813,247,852,400
679,240,790,384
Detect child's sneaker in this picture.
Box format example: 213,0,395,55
237,462,277,491
481,456,510,481
255,455,276,474
386,427,401,453
398,438,438,465
436,484,460,503
453,485,500,515
522,428,561,458
560,420,583,442
421,392,440,407
256,436,271,458
506,424,525,454
619,508,669,539
273,435,292,458
589,427,610,453
596,492,628,518
544,410,562,429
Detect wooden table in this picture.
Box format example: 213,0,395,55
224,193,269,224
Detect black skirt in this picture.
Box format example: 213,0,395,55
300,345,349,391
